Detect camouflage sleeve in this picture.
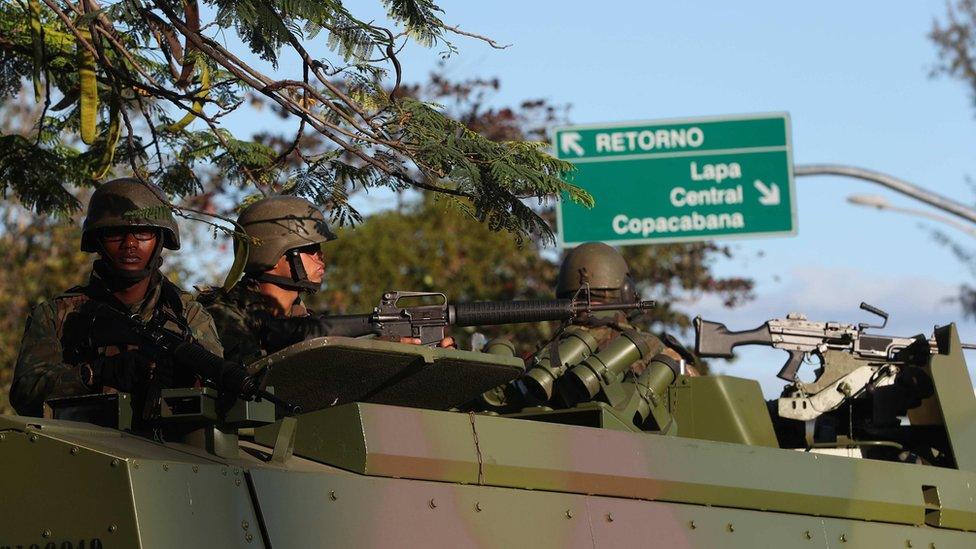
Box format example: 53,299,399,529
10,301,92,417
203,299,264,366
183,298,224,358
629,331,669,376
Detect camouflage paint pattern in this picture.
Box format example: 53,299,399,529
3,326,976,547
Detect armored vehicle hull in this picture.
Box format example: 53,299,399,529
3,330,976,547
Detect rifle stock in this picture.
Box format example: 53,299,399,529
694,317,773,358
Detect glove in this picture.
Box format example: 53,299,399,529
93,351,153,393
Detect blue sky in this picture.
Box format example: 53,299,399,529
213,2,976,392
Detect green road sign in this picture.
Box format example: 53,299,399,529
554,113,796,247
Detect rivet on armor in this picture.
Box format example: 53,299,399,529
329,490,337,501
70,446,79,455
727,523,735,532
242,520,249,530
42,529,52,538
29,434,38,442
606,513,614,522
192,465,199,473
475,502,483,512
108,524,118,533
689,520,697,530
429,498,437,509
245,533,254,543
110,459,120,468
803,530,812,540
565,510,573,519
840,534,848,543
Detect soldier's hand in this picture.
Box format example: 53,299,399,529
396,336,456,348
94,351,153,392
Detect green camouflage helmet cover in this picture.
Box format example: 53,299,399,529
81,178,180,252
556,242,631,299
238,195,336,272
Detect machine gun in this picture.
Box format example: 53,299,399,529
695,303,976,429
267,291,657,348
694,302,974,382
93,304,301,415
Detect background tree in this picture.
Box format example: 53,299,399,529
0,0,588,241
309,74,755,355
930,0,976,317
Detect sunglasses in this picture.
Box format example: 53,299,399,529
289,243,323,257
99,227,159,243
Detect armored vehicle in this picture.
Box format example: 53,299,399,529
3,308,976,547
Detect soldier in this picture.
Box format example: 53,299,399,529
200,195,450,366
554,242,685,375
11,178,223,418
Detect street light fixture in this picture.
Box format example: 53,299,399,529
846,193,976,238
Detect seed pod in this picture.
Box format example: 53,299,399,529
175,0,200,88
77,25,98,145
164,63,210,132
28,0,44,102
92,100,121,179
222,230,250,292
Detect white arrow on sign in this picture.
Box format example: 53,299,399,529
754,180,780,206
560,132,584,156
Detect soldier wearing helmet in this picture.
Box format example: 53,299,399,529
10,178,223,418
199,196,334,365
555,242,685,376
200,195,451,365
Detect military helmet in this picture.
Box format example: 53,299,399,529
238,195,336,273
556,242,632,299
81,178,180,252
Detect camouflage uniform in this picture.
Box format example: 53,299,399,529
11,269,222,417
11,178,223,418
198,278,312,366
200,195,336,365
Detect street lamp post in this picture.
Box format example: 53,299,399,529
846,194,976,237
795,164,976,226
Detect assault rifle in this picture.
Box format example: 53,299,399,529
694,302,976,382
265,291,657,348
94,304,301,415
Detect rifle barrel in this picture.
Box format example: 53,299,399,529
582,300,656,313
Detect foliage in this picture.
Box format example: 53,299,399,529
311,195,754,354
308,74,754,354
931,1,976,317
0,0,587,241
0,205,91,414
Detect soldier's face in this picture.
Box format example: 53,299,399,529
268,244,326,285
98,227,159,272
293,243,325,284
300,246,326,285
